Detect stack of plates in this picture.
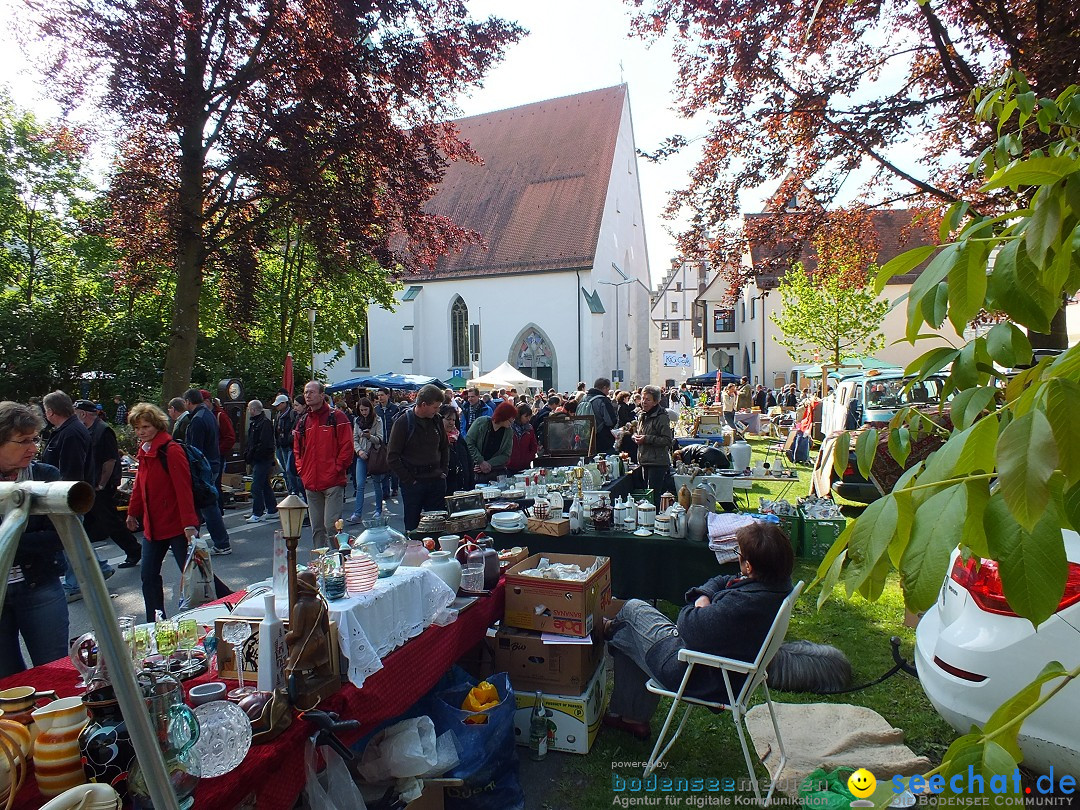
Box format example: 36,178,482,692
345,553,379,595
490,512,526,533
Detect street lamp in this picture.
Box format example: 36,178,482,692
599,277,633,386
752,291,769,387
276,493,309,611
306,307,317,378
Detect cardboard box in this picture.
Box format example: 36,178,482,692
526,517,570,537
504,553,612,638
220,473,244,490
215,617,339,680
511,657,609,755
495,625,603,696
405,778,463,810
497,546,531,570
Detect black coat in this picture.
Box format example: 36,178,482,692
42,416,94,484
245,413,276,463
645,575,793,700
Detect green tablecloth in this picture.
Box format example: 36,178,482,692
489,527,736,605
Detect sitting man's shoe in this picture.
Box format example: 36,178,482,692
210,546,233,556
602,713,650,741
118,557,141,569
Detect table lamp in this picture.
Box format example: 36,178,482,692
276,494,309,610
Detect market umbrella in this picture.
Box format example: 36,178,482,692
282,352,294,397
686,371,741,386
444,374,469,389
326,373,449,394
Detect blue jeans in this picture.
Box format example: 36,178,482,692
276,446,304,496
349,457,386,520
200,460,230,550
63,514,113,592
400,478,446,532
251,459,279,517
0,578,70,677
140,535,188,621
608,599,679,723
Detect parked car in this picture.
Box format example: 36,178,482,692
820,370,949,436
914,531,1080,775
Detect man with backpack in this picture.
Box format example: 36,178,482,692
581,378,619,454
387,384,448,531
293,380,354,548
183,389,232,555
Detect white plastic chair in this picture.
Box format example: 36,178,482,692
643,581,805,806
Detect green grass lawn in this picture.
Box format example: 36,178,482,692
537,437,954,808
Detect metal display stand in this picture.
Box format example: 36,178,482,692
0,480,181,810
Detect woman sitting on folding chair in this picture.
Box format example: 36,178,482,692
602,522,794,740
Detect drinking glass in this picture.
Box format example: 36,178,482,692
221,621,254,699
461,564,484,593
155,617,178,658
117,615,136,666
132,626,152,667
177,619,200,664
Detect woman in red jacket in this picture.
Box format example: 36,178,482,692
506,403,538,474
125,402,201,621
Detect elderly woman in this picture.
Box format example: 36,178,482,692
603,522,795,740
125,403,202,621
0,402,68,677
633,385,673,508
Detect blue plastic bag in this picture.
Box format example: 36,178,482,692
430,670,524,810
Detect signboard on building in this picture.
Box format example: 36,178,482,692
663,352,691,368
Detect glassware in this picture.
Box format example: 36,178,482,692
355,515,407,577
176,619,199,664
461,563,484,592
221,621,254,699
190,700,251,779
155,617,178,659
117,616,136,669
132,626,152,668
131,670,200,809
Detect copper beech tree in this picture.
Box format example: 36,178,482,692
630,0,1079,328
24,0,524,395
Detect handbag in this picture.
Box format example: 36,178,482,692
367,441,390,475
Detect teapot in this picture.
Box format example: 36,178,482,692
669,504,687,539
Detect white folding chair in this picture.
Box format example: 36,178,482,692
643,581,805,807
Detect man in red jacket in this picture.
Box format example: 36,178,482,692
293,380,353,547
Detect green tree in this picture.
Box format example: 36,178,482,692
770,264,889,367
821,73,1080,804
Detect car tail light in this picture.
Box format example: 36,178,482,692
844,463,857,479
950,556,1080,616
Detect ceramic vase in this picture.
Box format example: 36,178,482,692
401,538,430,567
79,686,135,799
421,551,462,593
730,439,752,472
686,504,709,544
31,697,88,798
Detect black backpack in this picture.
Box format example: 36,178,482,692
159,439,219,509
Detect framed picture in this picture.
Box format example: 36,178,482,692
542,414,596,459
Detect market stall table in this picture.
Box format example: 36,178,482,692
3,581,505,810
487,528,734,604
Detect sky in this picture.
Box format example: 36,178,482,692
0,0,731,285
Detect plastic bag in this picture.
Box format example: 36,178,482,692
798,767,856,810
179,538,214,609
357,716,439,783
431,670,523,810
305,741,367,810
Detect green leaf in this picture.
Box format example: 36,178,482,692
907,244,961,341
1045,378,1080,485
854,428,879,479
948,241,990,332
996,410,1059,530
983,661,1069,761
981,155,1080,190
815,548,847,612
956,410,999,475
985,322,1032,368
984,493,1068,626
987,240,1059,332
887,426,911,467
832,431,851,478
964,479,991,558
950,387,997,430
921,280,950,330
844,494,911,596
904,346,959,380
941,737,1022,796
1016,91,1037,116
939,201,970,242
901,484,968,612
876,246,935,294
1063,481,1080,531
1026,186,1063,266
951,340,979,391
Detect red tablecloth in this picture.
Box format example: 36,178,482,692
4,582,505,810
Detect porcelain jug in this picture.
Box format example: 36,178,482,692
79,685,135,799
31,697,88,797
686,503,709,544
421,551,462,593
730,439,752,472
669,504,687,539
636,501,656,528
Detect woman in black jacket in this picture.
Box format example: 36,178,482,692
0,402,69,677
602,522,794,740
440,405,474,494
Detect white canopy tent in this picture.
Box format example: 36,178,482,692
466,361,543,391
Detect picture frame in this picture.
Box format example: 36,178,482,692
541,414,596,460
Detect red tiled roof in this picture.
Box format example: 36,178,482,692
746,208,937,288
414,85,626,280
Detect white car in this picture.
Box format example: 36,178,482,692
915,531,1080,775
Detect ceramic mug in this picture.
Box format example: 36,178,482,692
437,534,461,553
0,686,57,715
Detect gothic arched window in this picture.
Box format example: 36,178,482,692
450,297,470,368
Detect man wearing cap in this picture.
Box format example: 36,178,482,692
272,394,300,496
76,400,141,567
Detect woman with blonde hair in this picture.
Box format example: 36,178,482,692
722,383,738,428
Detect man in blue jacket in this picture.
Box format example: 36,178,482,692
183,389,231,554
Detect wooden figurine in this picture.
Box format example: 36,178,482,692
285,570,338,707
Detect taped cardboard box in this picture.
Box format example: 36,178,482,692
494,625,603,696
215,617,339,681
503,553,612,638
511,657,609,755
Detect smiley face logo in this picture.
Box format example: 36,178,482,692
847,768,876,799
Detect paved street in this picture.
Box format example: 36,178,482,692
67,486,405,634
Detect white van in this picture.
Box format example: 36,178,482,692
820,370,949,436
